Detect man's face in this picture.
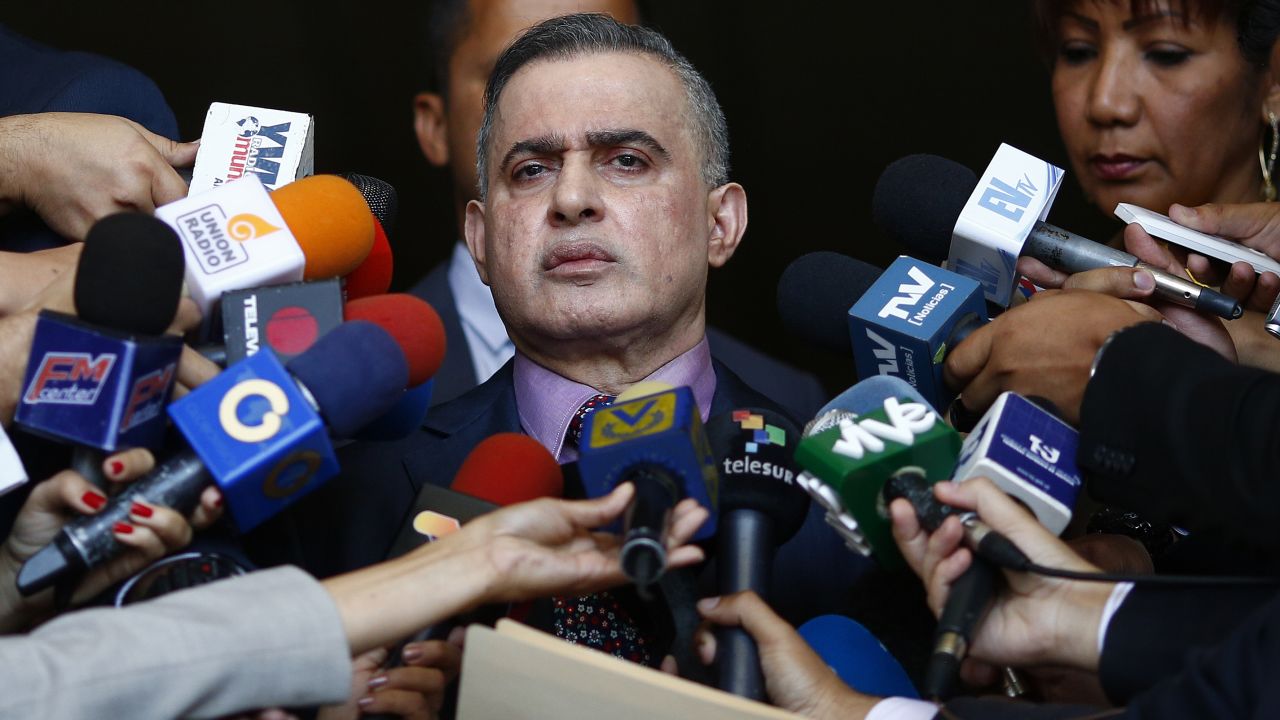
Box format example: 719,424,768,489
465,52,738,354
438,0,639,204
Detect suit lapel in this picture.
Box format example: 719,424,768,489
409,261,478,406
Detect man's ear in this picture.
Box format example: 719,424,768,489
463,199,490,284
414,92,449,167
706,183,747,268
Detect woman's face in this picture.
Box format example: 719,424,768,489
1052,1,1269,215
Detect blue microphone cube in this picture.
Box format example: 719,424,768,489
16,311,182,451
168,349,338,532
849,256,987,409
579,386,719,539
953,391,1081,534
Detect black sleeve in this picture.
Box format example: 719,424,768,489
1077,323,1280,552
1098,584,1275,703
1117,589,1280,718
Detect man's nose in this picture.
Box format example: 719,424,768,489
548,158,604,226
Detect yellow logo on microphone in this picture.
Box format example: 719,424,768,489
226,213,281,242
218,379,289,443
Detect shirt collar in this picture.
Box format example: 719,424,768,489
446,241,510,354
513,337,716,463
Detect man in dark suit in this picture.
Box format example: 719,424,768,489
250,14,876,669
406,0,827,420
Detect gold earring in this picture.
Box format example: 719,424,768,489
1260,110,1279,202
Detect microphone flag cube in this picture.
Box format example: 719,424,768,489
16,311,181,452
189,102,315,196
953,391,1081,534
167,349,338,531
794,395,960,569
579,386,719,539
849,256,986,409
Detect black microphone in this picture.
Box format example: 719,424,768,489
776,251,881,356
706,408,809,700
872,154,1242,320
882,467,1005,700
16,213,185,486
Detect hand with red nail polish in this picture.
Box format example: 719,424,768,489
0,448,221,631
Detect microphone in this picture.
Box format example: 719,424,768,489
578,386,719,589
796,615,919,699
452,433,564,505
154,173,374,323
882,467,1011,700
16,320,412,596
953,392,1082,535
218,279,345,366
777,251,881,356
373,433,565,720
706,408,808,700
792,377,960,568
340,294,448,442
189,102,314,195
873,152,1242,320
15,213,185,464
776,251,987,410
336,172,397,301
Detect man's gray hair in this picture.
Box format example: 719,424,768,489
474,12,730,200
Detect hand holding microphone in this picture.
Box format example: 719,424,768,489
888,477,1114,676
0,449,222,632
943,290,1165,424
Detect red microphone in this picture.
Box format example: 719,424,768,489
344,294,446,387
344,216,394,300
452,433,564,505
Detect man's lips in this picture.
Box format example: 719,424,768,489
543,242,617,271
1089,154,1149,181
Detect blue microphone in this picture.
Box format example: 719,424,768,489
16,320,409,596
797,615,919,699
954,392,1082,535
15,213,185,457
578,386,719,588
777,252,987,411
848,256,987,410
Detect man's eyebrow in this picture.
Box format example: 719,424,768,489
500,134,566,173
586,129,670,161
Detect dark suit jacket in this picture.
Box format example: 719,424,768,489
1078,323,1280,556
934,587,1280,719
0,24,179,253
246,356,876,627
408,259,830,420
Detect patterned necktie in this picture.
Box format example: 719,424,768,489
566,393,614,448
554,394,651,664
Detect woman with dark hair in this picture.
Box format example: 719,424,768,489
1032,0,1278,214
1027,0,1280,365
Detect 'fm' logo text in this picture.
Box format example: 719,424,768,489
23,353,117,405
979,174,1038,222
120,365,176,432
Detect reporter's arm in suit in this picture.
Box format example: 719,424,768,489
0,566,350,720
1078,323,1280,554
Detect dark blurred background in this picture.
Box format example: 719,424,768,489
5,2,1119,393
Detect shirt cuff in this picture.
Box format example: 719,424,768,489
1097,581,1135,656
866,696,939,720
